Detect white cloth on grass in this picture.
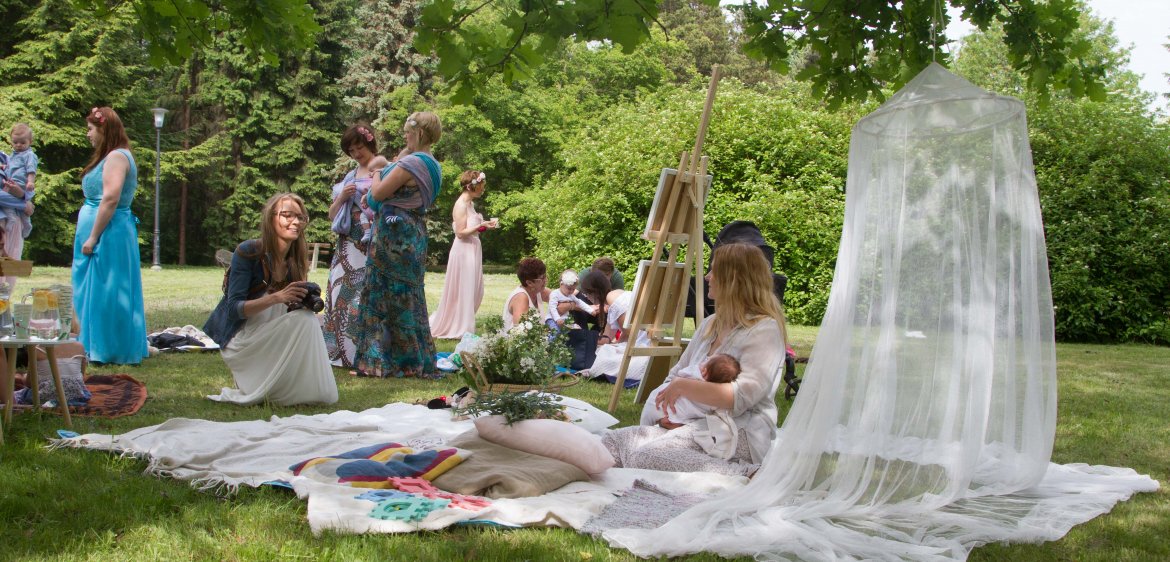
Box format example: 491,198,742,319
49,403,747,535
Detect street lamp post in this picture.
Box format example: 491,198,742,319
150,108,167,271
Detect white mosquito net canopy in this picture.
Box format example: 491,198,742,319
604,63,1158,561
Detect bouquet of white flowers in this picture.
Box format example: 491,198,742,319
462,309,573,389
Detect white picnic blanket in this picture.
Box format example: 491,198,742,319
50,403,747,535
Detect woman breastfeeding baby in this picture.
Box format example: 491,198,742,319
602,243,788,477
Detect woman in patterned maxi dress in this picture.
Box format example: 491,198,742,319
322,124,388,367
349,112,443,378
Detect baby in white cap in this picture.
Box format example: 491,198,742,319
547,269,597,330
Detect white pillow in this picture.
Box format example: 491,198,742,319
529,392,619,434
474,415,615,477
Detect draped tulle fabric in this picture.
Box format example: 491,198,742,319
603,64,1158,560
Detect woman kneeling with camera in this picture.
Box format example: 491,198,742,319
203,193,338,406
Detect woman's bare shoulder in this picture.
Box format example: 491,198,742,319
103,149,129,167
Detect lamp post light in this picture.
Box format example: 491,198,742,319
150,107,167,271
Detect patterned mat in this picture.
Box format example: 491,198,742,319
10,374,147,418
579,479,710,537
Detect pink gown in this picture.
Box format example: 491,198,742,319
429,202,484,338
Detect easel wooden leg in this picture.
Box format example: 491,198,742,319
608,349,636,413
310,243,321,271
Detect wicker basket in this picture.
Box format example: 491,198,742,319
0,257,33,277
461,351,581,393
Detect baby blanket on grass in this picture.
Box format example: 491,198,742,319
50,402,748,535
291,464,746,535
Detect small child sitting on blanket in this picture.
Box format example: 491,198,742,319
656,353,740,430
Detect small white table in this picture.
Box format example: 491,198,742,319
1,336,76,443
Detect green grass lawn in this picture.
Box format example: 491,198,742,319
0,266,1166,561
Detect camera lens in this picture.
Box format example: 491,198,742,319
308,296,325,313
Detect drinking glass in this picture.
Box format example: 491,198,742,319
0,290,11,337
29,288,60,339
12,302,31,339
51,283,73,338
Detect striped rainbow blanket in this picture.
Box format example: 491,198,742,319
290,442,467,487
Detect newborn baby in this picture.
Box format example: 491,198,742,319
656,353,740,430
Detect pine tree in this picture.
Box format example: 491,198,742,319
339,0,436,125
171,0,357,259
0,1,159,263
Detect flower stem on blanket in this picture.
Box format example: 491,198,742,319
455,391,570,425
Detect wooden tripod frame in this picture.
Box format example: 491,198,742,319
607,67,720,413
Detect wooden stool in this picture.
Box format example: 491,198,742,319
1,338,76,444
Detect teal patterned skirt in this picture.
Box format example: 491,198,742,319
348,204,439,378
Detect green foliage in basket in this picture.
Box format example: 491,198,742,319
455,391,569,426
468,309,572,387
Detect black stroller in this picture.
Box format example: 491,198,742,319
685,221,801,400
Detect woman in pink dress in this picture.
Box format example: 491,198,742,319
429,170,498,338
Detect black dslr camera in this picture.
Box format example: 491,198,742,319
287,281,325,313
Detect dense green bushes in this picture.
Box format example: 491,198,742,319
1029,98,1170,342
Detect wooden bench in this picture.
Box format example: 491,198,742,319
217,245,331,270
309,242,331,271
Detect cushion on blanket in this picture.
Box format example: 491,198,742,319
474,416,615,477
290,442,468,488
36,356,91,404
431,430,589,499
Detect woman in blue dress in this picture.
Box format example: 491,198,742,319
348,112,442,378
72,106,148,364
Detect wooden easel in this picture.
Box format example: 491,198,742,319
607,67,720,413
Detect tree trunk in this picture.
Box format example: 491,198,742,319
178,58,197,265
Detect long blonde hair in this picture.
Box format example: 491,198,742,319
257,193,309,283
705,243,788,345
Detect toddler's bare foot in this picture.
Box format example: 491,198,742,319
657,418,683,430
